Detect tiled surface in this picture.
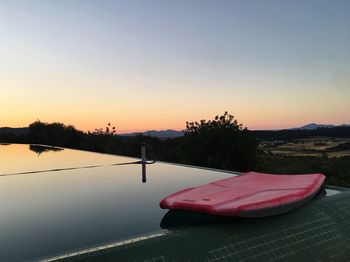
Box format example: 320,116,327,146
57,190,350,261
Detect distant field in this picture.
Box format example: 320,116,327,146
260,137,350,158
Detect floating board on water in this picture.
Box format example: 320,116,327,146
160,172,325,217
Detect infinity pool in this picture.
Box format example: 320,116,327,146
1,144,348,262
0,144,236,261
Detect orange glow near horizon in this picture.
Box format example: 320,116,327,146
2,105,349,133
1,1,349,132
1,75,349,132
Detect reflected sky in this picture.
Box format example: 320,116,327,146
0,144,137,175
0,144,234,261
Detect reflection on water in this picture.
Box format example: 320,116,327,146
29,145,64,155
160,210,229,229
142,162,147,183
0,144,138,175
0,144,235,261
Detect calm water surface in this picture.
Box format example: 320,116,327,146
0,144,235,261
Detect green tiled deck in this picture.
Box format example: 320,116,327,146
56,188,350,262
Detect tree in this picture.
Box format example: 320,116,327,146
28,120,83,148
92,122,116,135
181,112,258,171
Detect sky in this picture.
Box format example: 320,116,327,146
0,0,349,132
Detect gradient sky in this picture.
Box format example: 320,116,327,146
1,0,349,132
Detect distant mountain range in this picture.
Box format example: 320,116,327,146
121,124,350,137
0,127,29,136
120,124,350,138
120,129,184,138
295,123,350,130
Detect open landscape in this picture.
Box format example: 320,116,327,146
260,137,350,158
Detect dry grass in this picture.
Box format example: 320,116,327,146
261,138,350,158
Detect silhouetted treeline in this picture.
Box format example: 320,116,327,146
0,113,258,172
178,112,258,171
250,126,350,141
2,116,350,187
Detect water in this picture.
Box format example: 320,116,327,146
0,144,235,261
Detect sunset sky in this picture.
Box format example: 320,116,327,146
1,0,349,133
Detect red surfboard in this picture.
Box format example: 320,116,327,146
160,172,325,217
